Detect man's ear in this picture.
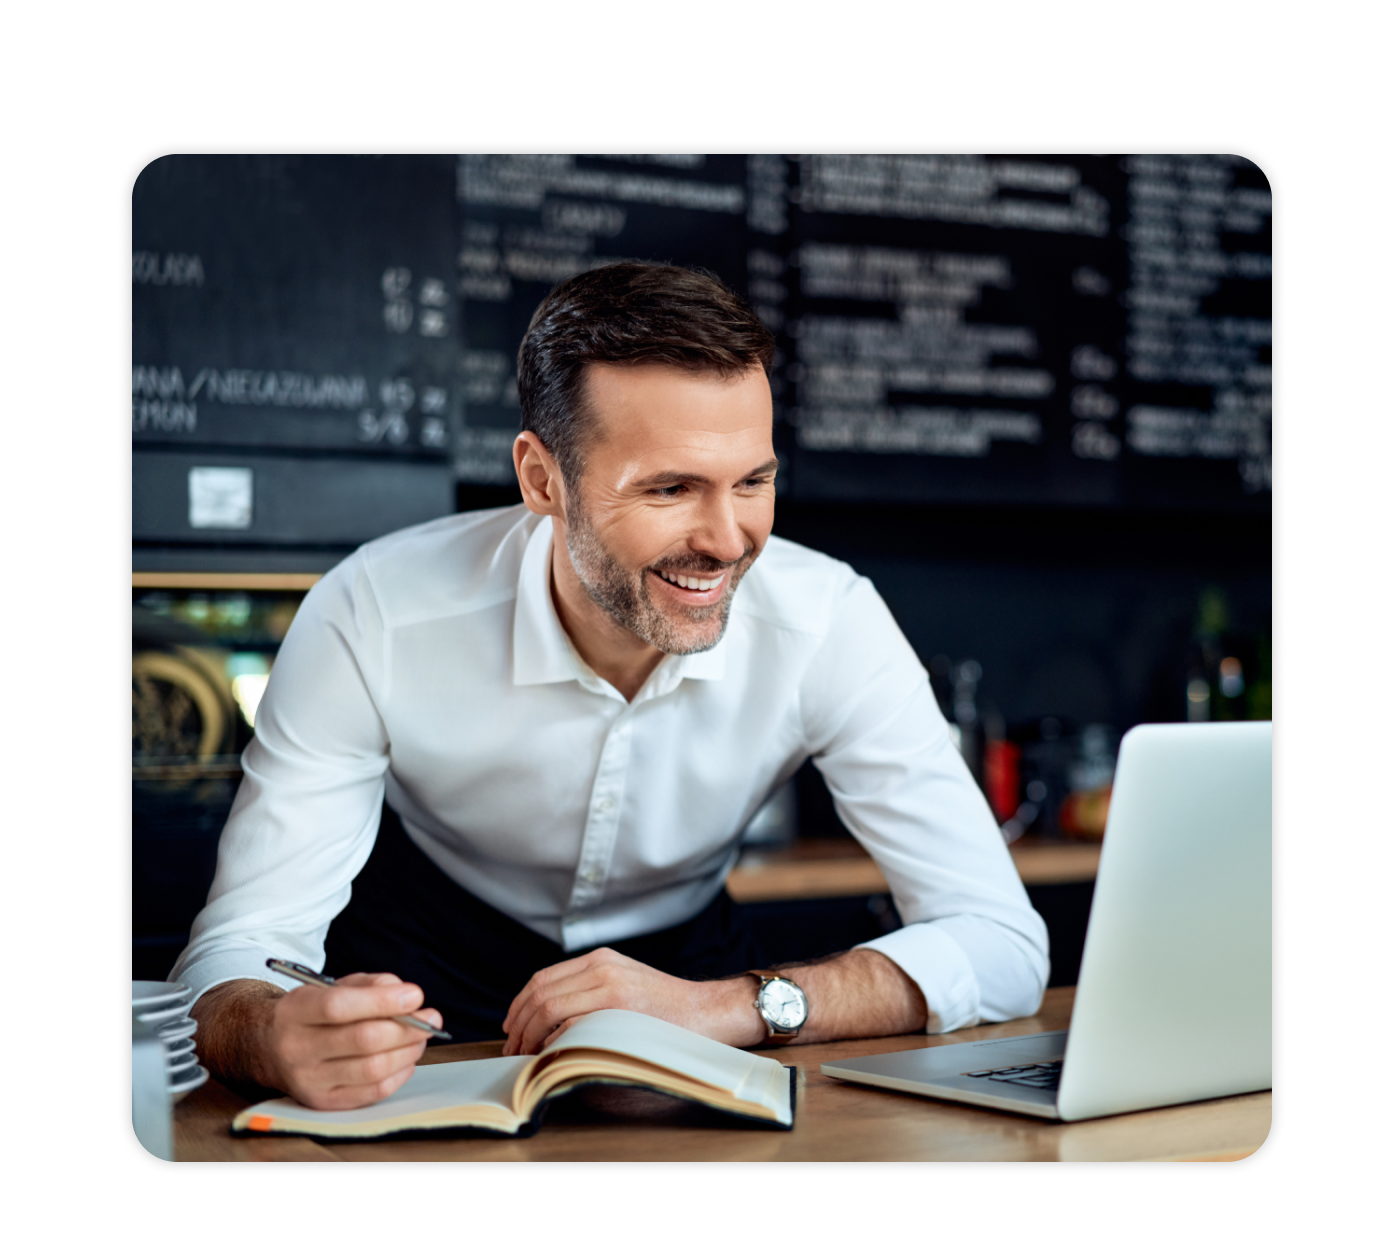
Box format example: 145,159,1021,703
514,432,568,520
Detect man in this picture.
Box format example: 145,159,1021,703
177,262,1048,1111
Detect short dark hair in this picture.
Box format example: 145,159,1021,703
516,261,776,489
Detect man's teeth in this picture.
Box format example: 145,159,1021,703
658,569,724,591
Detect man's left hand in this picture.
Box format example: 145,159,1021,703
501,948,761,1055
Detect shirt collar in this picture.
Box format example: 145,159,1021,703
513,516,592,688
512,516,730,695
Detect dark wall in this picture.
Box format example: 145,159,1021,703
772,500,1270,731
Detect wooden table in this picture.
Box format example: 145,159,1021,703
173,987,1269,1162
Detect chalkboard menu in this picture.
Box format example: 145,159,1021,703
134,155,1271,552
452,155,1269,512
133,155,458,551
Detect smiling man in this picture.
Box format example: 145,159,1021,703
523,359,775,699
177,262,1048,1111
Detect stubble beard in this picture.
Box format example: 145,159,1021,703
564,498,754,656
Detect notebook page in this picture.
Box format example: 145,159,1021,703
238,1054,531,1127
540,1009,779,1096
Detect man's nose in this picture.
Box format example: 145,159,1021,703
689,490,748,565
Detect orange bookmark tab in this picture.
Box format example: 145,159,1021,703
247,1115,274,1132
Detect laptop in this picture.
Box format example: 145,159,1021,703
821,721,1272,1121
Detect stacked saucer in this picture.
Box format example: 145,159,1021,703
132,981,208,1102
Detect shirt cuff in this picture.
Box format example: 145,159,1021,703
171,947,304,1007
857,921,980,1033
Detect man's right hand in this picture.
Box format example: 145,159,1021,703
190,972,444,1111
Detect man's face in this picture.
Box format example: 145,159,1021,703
563,362,777,656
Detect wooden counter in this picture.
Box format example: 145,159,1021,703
726,836,1100,903
172,986,1267,1162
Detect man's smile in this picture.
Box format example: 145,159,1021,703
655,569,724,592
650,567,729,605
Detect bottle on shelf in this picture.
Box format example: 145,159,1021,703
1183,587,1271,724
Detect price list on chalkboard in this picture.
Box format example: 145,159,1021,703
133,155,461,458
134,154,1270,552
133,156,462,551
450,154,1269,512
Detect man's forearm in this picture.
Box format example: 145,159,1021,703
789,947,929,1043
189,979,286,1093
190,973,440,1109
706,947,928,1047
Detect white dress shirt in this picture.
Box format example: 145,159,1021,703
173,505,1048,1032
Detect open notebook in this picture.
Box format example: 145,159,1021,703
232,1009,796,1140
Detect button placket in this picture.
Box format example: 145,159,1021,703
566,714,632,916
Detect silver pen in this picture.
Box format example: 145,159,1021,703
265,958,453,1040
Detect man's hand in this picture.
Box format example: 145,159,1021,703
502,948,763,1055
191,972,444,1110
500,945,930,1056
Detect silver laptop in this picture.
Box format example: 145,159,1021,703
821,721,1271,1121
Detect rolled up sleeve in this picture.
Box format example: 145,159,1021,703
800,577,1050,1032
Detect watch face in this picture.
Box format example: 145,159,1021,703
760,978,807,1029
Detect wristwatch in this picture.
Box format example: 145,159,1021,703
749,970,808,1040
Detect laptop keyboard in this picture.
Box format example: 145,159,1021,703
963,1060,1062,1091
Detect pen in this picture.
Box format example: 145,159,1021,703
265,958,453,1040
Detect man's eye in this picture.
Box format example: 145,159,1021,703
654,484,685,498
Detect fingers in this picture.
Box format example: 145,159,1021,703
327,1059,419,1110
314,1035,429,1091
541,1016,581,1051
511,984,615,1055
333,971,403,988
278,1035,420,1114
503,949,634,1036
315,1058,417,1108
503,950,642,1056
500,950,714,1056
268,971,442,1109
312,974,442,1035
503,958,591,1053
407,1007,445,1032
284,977,425,1028
502,951,604,1035
294,1014,432,1061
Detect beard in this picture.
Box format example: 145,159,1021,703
564,501,756,656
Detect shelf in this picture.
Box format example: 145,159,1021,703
727,836,1100,903
1006,838,1103,886
133,572,323,591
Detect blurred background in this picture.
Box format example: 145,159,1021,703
133,155,1271,986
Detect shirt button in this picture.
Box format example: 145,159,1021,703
580,865,603,885
595,796,616,814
